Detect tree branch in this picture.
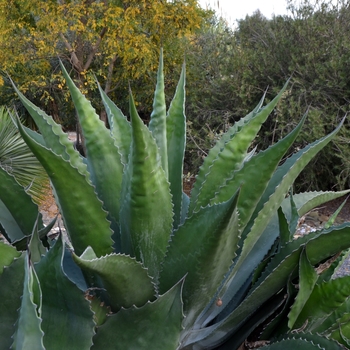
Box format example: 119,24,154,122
59,32,83,72
104,53,117,93
83,27,108,71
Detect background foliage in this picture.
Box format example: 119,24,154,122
0,0,210,128
185,0,350,191
1,0,350,191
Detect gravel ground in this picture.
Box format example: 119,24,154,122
334,259,350,277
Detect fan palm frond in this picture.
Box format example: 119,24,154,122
0,107,49,203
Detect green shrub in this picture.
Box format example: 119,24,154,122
186,3,350,191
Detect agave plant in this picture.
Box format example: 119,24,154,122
1,51,350,349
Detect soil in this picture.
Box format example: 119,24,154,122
306,194,350,226
39,189,60,226
38,132,76,227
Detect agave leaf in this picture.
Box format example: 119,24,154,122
0,166,43,242
311,288,350,335
242,118,344,244
37,217,56,242
62,246,88,291
149,48,168,178
324,195,348,229
189,90,267,214
278,207,292,245
196,114,306,327
74,246,133,299
12,253,45,350
0,253,25,348
0,198,22,242
159,190,240,328
92,279,184,350
28,218,47,264
292,274,350,331
288,248,318,329
220,119,344,307
200,121,343,336
331,319,350,347
225,190,350,326
90,296,110,327
10,85,89,180
217,290,287,350
184,224,350,348
21,125,46,147
254,224,350,292
340,327,350,348
12,216,56,252
316,250,348,284
60,62,124,240
231,189,350,311
98,84,131,166
189,82,289,214
229,224,350,334
35,235,95,349
119,92,173,283
294,332,346,349
288,191,300,235
73,249,155,312
260,277,297,339
182,245,302,348
0,241,21,274
167,62,186,228
212,111,306,229
305,224,350,263
260,333,343,349
252,245,278,287
290,190,350,218
16,119,113,257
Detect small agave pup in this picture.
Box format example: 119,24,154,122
1,50,350,349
